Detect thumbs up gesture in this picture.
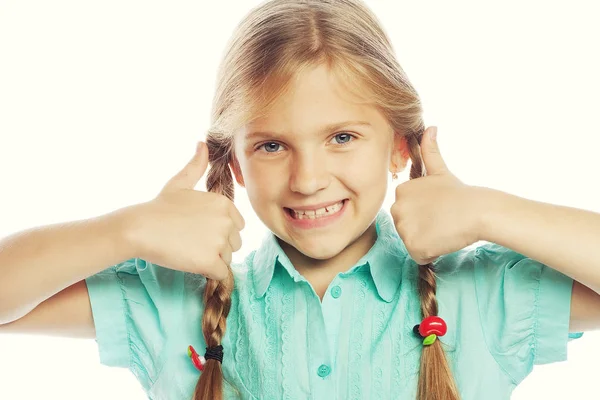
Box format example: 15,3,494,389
126,142,245,279
391,127,485,265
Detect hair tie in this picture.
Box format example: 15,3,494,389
205,345,224,362
412,316,447,346
187,345,224,371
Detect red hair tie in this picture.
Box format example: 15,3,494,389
188,345,206,371
412,316,447,346
188,344,224,371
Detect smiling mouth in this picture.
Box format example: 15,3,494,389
285,200,347,220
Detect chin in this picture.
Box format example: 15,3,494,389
289,233,352,260
297,243,345,260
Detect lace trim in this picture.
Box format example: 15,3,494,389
280,278,293,399
350,276,368,399
393,289,407,392
263,280,279,399
372,305,387,399
234,286,253,394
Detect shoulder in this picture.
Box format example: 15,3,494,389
89,258,190,306
91,254,259,314
431,241,556,303
432,241,532,276
428,243,480,279
121,251,258,291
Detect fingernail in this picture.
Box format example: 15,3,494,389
430,127,437,142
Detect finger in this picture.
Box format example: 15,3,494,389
228,230,242,252
420,127,449,176
220,244,233,267
228,203,246,231
163,141,209,192
417,256,438,266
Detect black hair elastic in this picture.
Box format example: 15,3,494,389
413,324,421,336
204,345,224,363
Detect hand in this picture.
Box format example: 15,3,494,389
126,142,245,279
390,127,485,265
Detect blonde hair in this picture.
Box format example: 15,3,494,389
195,0,460,399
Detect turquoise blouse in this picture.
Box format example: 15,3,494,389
85,210,583,400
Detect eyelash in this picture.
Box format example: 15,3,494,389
256,132,356,153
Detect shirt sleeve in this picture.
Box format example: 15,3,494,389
85,258,191,390
473,243,584,384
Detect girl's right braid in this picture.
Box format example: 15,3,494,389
192,136,236,400
205,135,235,202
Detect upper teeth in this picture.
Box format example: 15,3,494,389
292,201,344,219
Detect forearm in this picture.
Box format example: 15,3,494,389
478,187,600,294
0,205,137,324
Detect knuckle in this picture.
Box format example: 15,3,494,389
220,254,232,268
215,235,228,250
394,222,404,237
213,269,228,281
407,241,431,262
392,201,407,217
207,191,224,206
207,255,223,270
390,203,402,218
219,225,231,242
417,250,430,263
404,237,418,254
395,184,404,197
193,259,209,274
218,195,231,209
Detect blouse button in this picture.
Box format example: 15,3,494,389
330,285,342,299
317,364,331,378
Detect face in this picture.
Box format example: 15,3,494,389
233,64,407,263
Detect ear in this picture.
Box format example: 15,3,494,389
390,134,410,174
229,154,245,187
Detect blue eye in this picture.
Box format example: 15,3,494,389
259,142,282,153
332,133,354,145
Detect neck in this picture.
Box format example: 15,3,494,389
278,222,378,298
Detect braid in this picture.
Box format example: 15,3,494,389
406,132,425,181
206,135,235,202
192,134,236,400
406,130,460,400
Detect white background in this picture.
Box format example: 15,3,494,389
0,0,598,399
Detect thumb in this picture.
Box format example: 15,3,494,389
421,126,448,175
163,141,209,191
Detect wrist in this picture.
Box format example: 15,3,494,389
107,203,147,260
472,186,510,243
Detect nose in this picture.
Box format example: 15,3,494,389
289,151,330,195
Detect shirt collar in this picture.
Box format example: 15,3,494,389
252,209,408,302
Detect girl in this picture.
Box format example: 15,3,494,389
0,0,598,399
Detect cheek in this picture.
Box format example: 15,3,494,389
243,161,283,200
337,147,389,185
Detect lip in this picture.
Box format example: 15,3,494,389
283,199,348,229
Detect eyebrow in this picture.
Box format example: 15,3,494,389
244,120,373,140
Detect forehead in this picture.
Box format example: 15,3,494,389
240,64,389,139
